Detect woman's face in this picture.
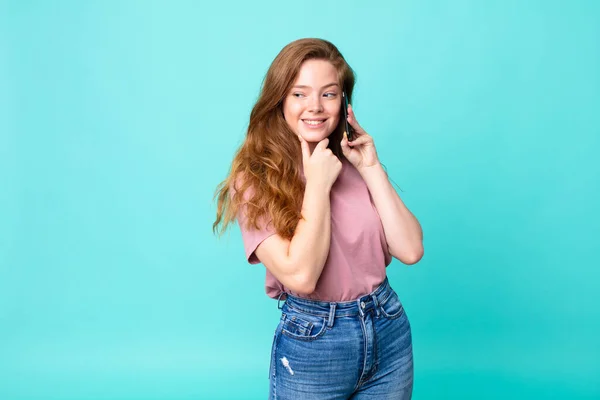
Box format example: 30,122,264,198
282,59,342,144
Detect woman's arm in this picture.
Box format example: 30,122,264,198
359,163,424,264
340,104,424,265
255,137,342,294
255,179,332,294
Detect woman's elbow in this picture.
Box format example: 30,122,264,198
393,245,424,265
287,279,317,295
284,271,318,295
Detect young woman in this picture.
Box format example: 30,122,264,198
214,38,423,399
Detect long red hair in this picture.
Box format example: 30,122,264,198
213,38,356,239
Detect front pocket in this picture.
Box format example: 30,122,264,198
281,310,328,341
379,291,405,319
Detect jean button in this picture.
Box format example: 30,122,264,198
360,301,366,309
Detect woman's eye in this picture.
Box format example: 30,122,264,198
293,93,305,98
324,92,337,98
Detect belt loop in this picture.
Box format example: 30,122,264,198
277,292,286,310
371,294,380,317
327,303,336,327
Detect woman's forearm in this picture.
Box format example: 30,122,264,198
287,180,332,291
359,163,424,264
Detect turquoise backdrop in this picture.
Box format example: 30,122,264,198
2,0,599,399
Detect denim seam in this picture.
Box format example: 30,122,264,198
281,317,328,341
378,291,393,307
285,317,313,336
380,302,404,319
286,303,362,318
270,322,282,399
287,303,360,319
355,313,369,391
285,303,327,317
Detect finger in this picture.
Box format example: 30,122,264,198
316,137,330,151
298,135,310,164
348,103,355,117
341,131,352,157
347,104,365,133
348,134,372,147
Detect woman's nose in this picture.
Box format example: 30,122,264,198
308,95,323,112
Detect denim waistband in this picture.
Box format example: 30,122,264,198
280,277,395,321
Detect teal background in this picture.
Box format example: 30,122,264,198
1,0,599,399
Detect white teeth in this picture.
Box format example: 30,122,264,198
304,120,325,125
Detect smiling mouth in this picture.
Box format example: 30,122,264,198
302,119,327,126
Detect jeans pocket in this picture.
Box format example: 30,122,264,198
380,290,405,319
281,308,328,341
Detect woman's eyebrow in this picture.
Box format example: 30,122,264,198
292,83,340,89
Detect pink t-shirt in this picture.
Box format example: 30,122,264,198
238,158,392,302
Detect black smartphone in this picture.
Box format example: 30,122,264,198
342,90,353,141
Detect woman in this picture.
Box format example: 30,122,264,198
214,38,423,399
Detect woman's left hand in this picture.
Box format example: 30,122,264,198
340,104,380,171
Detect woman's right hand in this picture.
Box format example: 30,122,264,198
299,135,342,191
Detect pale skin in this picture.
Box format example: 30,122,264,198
255,59,423,295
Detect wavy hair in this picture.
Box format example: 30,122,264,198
213,38,355,239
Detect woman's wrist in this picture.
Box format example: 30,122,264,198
357,161,384,178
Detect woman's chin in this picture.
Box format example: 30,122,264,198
298,129,334,143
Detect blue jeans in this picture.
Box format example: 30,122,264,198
269,277,413,399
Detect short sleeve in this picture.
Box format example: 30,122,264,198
231,178,278,265
237,203,277,264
